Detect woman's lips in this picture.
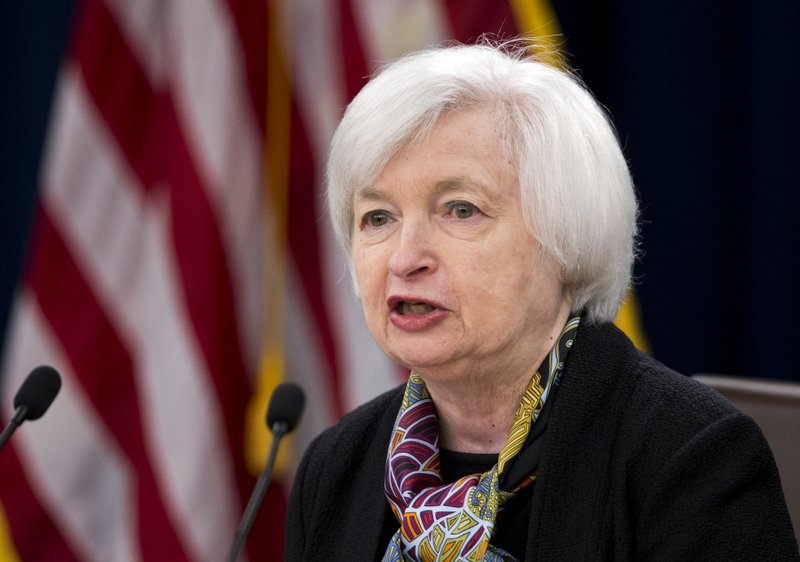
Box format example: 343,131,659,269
387,297,448,331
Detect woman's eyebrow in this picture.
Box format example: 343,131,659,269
434,177,504,202
434,177,484,194
354,176,497,203
354,187,385,204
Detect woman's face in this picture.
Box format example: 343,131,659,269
352,108,570,382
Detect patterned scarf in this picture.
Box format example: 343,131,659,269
382,317,580,562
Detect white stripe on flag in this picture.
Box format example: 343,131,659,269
285,267,338,472
352,0,451,64
287,0,349,159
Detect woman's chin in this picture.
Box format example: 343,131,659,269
385,345,452,373
385,346,472,380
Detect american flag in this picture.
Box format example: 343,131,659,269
0,1,642,560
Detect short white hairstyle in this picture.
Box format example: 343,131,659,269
327,41,638,323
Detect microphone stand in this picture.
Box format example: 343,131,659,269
0,406,29,452
226,421,289,562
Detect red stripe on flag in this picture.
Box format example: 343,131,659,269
338,0,372,97
71,0,253,502
0,440,80,561
27,208,190,561
441,1,519,43
224,0,268,132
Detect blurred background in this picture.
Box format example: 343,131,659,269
1,0,798,560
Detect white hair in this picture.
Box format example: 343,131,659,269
326,41,638,323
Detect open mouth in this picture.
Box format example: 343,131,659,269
394,301,436,315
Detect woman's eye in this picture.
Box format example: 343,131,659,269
362,210,391,228
447,201,479,219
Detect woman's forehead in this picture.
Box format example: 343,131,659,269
355,110,517,202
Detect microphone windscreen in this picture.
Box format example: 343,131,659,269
13,366,62,421
266,382,305,433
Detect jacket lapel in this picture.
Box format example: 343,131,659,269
526,323,641,560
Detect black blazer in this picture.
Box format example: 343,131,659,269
285,323,799,561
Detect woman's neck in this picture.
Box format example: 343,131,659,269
428,374,531,453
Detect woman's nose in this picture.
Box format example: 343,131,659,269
388,221,437,279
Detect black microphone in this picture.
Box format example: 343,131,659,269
0,365,62,452
227,382,305,562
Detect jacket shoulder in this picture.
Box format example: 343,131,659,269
285,385,404,561
305,384,404,464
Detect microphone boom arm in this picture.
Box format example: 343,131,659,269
226,421,289,562
0,406,30,452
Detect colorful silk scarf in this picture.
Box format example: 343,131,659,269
382,316,580,562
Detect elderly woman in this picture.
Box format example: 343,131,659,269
285,42,798,561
